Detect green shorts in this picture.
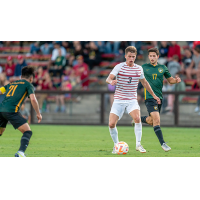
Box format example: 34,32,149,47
145,98,162,115
0,112,27,129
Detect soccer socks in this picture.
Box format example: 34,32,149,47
19,131,32,152
153,125,165,145
109,127,119,146
141,116,148,124
134,123,142,146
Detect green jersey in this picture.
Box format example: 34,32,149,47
0,79,34,112
142,63,171,100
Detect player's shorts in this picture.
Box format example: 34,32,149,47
145,98,162,115
0,112,27,129
110,100,140,120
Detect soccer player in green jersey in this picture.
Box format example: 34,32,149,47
0,66,42,157
133,48,181,151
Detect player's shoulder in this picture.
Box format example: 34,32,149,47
115,62,125,67
158,63,168,69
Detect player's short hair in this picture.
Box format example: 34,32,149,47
22,66,35,79
125,46,137,55
148,48,159,56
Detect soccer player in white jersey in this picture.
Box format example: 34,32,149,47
106,46,160,153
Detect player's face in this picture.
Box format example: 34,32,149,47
148,52,159,65
125,52,136,65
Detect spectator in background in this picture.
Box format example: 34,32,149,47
167,55,181,77
55,77,72,112
33,66,47,88
167,41,181,62
37,72,53,112
20,103,31,124
30,42,40,55
119,41,129,53
40,42,53,55
84,41,101,70
186,46,200,81
14,55,27,80
50,42,67,68
181,48,193,73
94,41,106,53
5,56,15,81
158,41,169,65
50,49,66,77
74,43,84,58
73,55,90,90
105,41,120,54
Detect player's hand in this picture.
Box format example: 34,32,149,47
37,113,42,123
110,80,117,86
175,75,181,83
153,95,161,104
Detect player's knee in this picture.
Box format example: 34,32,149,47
153,118,160,125
133,116,140,123
109,122,116,128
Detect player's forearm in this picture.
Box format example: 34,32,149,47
31,99,40,115
168,78,178,84
106,77,112,84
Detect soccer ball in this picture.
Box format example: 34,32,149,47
115,141,129,155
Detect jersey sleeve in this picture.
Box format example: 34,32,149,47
27,84,35,97
164,66,172,79
139,67,144,79
110,64,121,77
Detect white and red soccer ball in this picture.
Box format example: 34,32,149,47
115,141,129,155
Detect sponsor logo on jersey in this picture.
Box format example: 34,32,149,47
158,68,163,73
146,69,150,71
154,106,158,110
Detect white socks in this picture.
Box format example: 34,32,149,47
134,123,142,147
109,127,119,146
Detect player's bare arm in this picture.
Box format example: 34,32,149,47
167,76,181,84
106,74,117,86
30,94,42,123
140,78,161,104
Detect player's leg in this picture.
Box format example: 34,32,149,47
109,102,125,153
150,111,171,151
4,112,32,157
129,110,146,153
0,113,8,136
128,101,146,153
0,127,6,136
15,123,32,157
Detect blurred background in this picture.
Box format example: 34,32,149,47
0,41,199,127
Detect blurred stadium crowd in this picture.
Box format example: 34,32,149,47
0,41,200,114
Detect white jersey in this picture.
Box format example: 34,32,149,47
110,62,144,102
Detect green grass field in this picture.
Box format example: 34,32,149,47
0,125,200,157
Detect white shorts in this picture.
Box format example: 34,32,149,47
110,100,140,120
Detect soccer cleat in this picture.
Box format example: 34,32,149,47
15,151,26,157
161,143,171,152
112,147,117,154
136,144,146,153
